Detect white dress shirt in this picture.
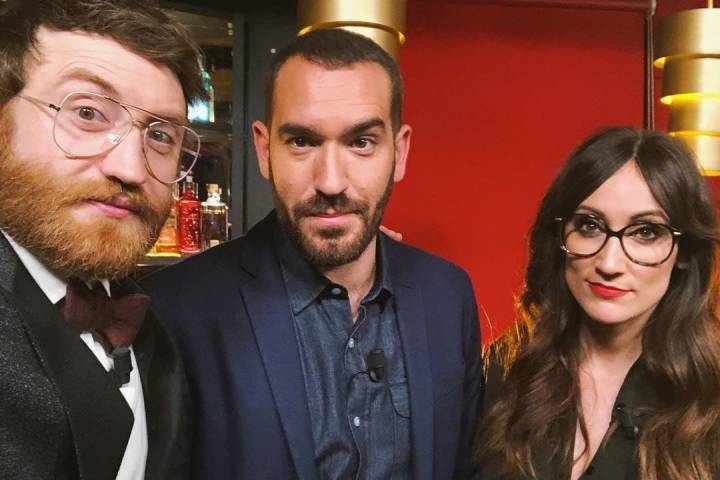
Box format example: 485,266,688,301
2,231,148,480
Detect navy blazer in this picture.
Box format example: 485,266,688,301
143,212,482,479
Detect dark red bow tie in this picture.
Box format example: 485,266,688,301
61,278,149,350
61,278,149,386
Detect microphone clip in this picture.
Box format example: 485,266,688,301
111,347,133,387
614,402,639,439
366,348,386,383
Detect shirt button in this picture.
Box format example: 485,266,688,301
331,287,342,296
348,338,355,348
353,416,361,427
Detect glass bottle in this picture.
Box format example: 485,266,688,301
201,184,228,250
151,182,181,256
177,175,201,255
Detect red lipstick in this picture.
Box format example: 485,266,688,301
588,282,630,299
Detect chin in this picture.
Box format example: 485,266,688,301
579,301,649,328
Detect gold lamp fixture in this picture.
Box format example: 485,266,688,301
654,2,720,175
297,0,407,59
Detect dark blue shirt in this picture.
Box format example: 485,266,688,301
275,227,412,480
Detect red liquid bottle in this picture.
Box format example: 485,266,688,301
177,175,201,255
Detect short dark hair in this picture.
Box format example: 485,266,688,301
264,28,404,133
0,0,206,107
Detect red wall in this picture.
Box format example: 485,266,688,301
387,0,720,343
384,1,696,342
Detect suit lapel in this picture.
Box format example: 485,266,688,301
125,275,189,480
238,217,318,480
0,236,133,480
389,243,435,480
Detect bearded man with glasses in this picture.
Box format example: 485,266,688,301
0,1,205,479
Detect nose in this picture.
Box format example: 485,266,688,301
593,236,627,277
313,142,348,196
98,126,149,186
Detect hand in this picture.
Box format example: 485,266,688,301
380,225,403,242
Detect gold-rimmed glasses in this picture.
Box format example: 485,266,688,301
18,91,201,184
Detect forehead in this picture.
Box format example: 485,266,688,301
580,161,666,221
24,27,185,117
272,57,392,131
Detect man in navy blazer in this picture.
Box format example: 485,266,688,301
144,28,482,479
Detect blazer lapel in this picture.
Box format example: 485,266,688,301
114,277,190,480
0,236,133,480
390,245,435,480
238,218,318,480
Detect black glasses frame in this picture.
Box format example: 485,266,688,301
555,214,682,267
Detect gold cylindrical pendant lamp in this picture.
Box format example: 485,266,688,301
659,57,720,105
673,133,720,173
668,99,720,134
654,8,720,69
297,0,407,59
654,5,720,175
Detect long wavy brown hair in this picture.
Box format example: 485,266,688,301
475,127,720,479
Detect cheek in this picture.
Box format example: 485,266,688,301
145,183,173,210
350,163,393,199
564,258,588,296
635,264,674,307
270,167,312,208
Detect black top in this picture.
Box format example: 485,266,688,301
474,359,658,480
274,224,412,479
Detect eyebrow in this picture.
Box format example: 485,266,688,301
340,118,386,139
575,205,670,223
55,67,189,126
54,68,120,98
277,118,387,139
277,123,320,139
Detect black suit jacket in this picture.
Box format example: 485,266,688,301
143,212,483,480
0,234,190,480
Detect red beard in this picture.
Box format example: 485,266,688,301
0,111,171,280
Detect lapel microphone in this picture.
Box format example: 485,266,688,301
367,348,386,383
614,402,640,439
111,347,133,387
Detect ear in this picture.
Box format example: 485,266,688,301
252,120,271,180
392,123,412,182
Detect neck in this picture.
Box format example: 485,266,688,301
578,316,644,373
321,236,378,321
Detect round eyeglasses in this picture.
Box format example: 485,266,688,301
556,213,682,267
19,91,201,184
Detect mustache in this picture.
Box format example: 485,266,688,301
60,180,155,220
292,193,368,218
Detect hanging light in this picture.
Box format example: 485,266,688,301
655,2,720,175
297,0,407,59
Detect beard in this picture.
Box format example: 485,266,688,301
0,113,171,280
273,162,394,270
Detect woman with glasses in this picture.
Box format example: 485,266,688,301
473,127,720,480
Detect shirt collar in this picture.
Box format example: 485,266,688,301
2,230,111,303
273,219,393,315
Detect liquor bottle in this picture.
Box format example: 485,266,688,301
151,182,181,256
177,175,201,255
201,184,228,250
